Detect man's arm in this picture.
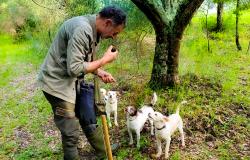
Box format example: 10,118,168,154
66,26,117,77
84,45,118,74
66,26,91,77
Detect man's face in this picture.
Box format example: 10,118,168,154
101,19,124,39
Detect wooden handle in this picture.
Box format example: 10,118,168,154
101,115,113,160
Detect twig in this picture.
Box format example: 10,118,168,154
31,0,54,10
247,41,250,54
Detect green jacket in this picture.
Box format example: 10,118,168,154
37,14,99,104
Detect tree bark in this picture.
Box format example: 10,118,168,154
216,2,223,31
236,0,242,50
150,30,169,88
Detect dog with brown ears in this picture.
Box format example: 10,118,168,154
148,101,187,159
125,92,158,148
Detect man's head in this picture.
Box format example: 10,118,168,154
96,6,126,39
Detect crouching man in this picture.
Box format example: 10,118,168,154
37,6,126,160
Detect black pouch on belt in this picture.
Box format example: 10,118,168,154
75,80,97,126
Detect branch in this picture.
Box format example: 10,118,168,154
174,0,204,36
131,0,167,31
31,0,54,10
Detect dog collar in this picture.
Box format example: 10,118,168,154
108,101,116,104
128,109,143,121
156,125,166,130
128,116,137,121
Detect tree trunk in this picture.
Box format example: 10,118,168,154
150,28,182,88
216,2,223,31
166,32,181,86
149,30,169,88
206,10,210,52
236,0,242,50
131,0,204,88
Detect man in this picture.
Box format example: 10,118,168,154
37,6,126,160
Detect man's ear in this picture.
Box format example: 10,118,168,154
104,19,113,27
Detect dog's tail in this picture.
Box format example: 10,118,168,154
176,100,187,114
150,92,158,106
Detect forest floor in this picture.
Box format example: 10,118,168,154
0,10,250,159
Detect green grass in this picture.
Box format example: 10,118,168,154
0,35,62,159
0,9,250,160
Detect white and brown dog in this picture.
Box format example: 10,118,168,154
148,101,187,159
125,92,157,148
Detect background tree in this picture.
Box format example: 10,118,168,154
234,0,250,50
235,0,242,50
130,0,205,88
201,0,214,52
215,0,224,31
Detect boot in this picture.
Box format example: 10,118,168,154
83,124,119,159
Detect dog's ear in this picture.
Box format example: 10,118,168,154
138,109,143,114
130,107,137,116
104,95,108,102
163,116,169,122
124,107,128,113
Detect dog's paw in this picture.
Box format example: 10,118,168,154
114,122,118,126
129,141,133,146
136,144,140,149
108,123,112,128
181,143,185,148
151,154,160,159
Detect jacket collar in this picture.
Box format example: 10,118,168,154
85,14,100,45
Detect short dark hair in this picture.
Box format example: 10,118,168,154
99,6,127,26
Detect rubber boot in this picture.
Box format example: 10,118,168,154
83,124,119,159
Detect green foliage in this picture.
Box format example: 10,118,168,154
0,2,249,159
0,1,41,41
170,150,181,160
65,0,101,17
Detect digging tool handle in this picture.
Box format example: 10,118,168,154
101,115,113,159
92,43,113,160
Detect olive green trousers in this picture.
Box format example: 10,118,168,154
43,91,80,160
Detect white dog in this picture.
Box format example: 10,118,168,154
105,91,118,127
148,101,187,159
125,92,157,148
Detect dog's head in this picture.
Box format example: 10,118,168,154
125,106,141,117
106,91,117,103
148,111,168,123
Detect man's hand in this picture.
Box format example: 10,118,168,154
96,69,116,83
100,45,118,65
83,46,118,74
